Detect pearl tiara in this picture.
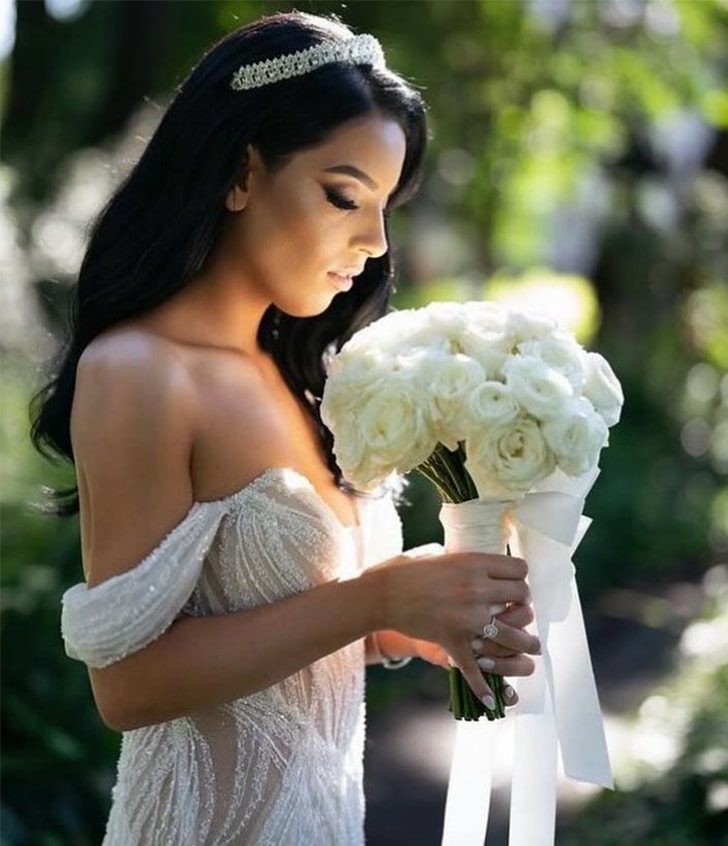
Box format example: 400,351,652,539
230,33,386,91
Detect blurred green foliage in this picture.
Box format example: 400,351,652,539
2,0,727,844
560,588,728,846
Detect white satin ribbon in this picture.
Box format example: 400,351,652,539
441,466,613,846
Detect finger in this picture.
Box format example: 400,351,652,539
449,552,528,580
478,555,528,580
485,579,531,606
476,654,536,678
449,644,497,710
471,638,521,659
503,682,519,707
497,602,534,629
482,620,541,655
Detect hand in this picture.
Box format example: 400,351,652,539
469,602,539,680
369,550,541,707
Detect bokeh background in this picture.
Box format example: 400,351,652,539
1,1,727,844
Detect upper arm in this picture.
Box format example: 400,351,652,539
71,335,196,588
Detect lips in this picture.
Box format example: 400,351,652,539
327,265,365,293
332,266,365,278
328,271,355,292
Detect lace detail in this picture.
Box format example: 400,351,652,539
60,468,403,845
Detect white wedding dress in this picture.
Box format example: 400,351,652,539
61,468,403,846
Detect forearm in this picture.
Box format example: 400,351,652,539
91,568,385,731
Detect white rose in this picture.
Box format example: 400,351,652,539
458,331,509,378
542,397,609,476
322,348,391,417
418,353,484,449
506,310,558,346
466,381,520,429
423,301,469,342
342,309,430,357
583,352,624,427
465,416,556,496
503,354,574,420
350,379,437,482
517,333,587,392
329,408,376,486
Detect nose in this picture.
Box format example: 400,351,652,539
354,208,388,259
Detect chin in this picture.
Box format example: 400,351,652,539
274,294,337,319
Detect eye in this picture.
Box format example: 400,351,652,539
324,187,359,212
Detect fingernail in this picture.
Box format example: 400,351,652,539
504,684,516,700
489,603,506,616
470,638,483,653
534,639,542,654
482,694,496,711
477,656,495,670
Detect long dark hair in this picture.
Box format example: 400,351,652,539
30,11,428,514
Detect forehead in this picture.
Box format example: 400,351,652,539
285,115,407,193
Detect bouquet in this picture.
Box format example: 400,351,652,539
321,300,623,721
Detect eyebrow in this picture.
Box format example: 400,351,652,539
322,164,379,191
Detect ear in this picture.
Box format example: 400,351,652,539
225,157,249,212
224,145,264,212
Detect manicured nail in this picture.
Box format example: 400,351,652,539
470,638,483,653
504,684,516,700
482,694,496,711
489,604,506,616
477,656,495,670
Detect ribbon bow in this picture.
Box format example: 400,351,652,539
441,466,614,846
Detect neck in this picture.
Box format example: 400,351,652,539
143,256,271,359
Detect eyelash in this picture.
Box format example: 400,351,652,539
324,188,359,211
324,187,392,220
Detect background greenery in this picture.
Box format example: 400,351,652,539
1,1,727,844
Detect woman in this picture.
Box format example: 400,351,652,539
31,11,540,845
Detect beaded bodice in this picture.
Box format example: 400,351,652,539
61,468,403,845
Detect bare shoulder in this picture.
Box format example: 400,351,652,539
185,348,298,501
72,329,198,586
73,330,197,484
74,329,193,412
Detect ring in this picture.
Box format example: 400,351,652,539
482,616,500,640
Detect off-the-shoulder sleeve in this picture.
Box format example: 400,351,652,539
61,502,226,669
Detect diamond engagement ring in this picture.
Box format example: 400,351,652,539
482,616,500,640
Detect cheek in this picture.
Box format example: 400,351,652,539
255,190,329,269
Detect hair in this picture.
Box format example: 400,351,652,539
30,11,428,515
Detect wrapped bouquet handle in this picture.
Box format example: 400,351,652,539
440,466,613,846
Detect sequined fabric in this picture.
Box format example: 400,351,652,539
61,468,403,845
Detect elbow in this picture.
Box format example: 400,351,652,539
90,670,165,732
94,692,152,732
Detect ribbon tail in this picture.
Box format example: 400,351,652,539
509,707,558,846
441,720,496,846
550,577,614,789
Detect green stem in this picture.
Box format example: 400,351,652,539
433,444,469,501
415,462,458,503
449,667,462,719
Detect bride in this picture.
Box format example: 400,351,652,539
31,11,540,845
